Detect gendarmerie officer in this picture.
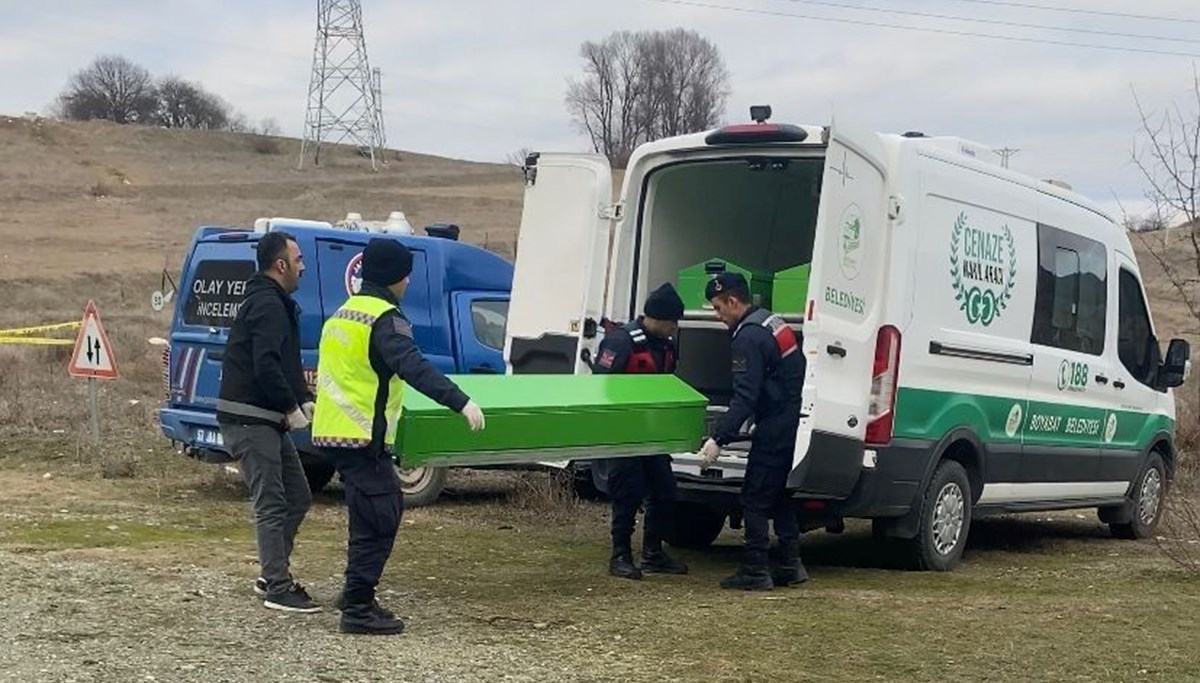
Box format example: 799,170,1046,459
698,272,808,591
592,283,689,580
311,238,486,635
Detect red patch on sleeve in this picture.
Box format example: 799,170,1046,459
598,350,616,368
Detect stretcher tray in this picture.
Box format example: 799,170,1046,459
395,374,708,468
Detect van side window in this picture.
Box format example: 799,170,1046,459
471,300,508,351
1118,269,1159,388
1031,224,1106,355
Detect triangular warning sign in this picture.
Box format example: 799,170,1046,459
68,300,119,380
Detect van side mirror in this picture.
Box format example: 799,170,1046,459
1158,338,1191,390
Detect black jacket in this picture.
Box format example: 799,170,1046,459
712,307,805,464
591,319,676,375
360,281,470,457
216,274,311,428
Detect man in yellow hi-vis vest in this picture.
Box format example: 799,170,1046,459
312,238,485,636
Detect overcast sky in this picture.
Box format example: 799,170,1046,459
3,0,1198,218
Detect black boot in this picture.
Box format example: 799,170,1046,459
335,592,396,620
339,602,406,636
769,540,809,587
641,546,688,575
719,550,773,591
609,547,643,580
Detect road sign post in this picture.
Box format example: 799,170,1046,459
68,301,119,442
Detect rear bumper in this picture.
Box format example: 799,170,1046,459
670,435,935,519
157,405,320,462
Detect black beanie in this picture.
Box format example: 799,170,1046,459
361,238,413,286
644,283,685,320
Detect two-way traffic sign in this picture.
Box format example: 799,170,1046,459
68,301,118,380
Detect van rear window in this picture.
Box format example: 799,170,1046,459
184,259,255,327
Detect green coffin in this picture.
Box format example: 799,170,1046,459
394,374,708,468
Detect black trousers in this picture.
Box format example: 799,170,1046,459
740,457,799,566
326,447,403,605
606,454,677,554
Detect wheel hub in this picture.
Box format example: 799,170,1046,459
1138,468,1163,527
932,483,965,556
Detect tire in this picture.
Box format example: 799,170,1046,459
302,461,336,492
904,460,972,571
664,502,727,550
1109,452,1166,540
571,462,607,501
398,465,448,508
298,451,336,492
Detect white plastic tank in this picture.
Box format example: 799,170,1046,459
253,217,335,233
381,211,414,235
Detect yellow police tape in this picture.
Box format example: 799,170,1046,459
0,321,81,346
0,337,75,346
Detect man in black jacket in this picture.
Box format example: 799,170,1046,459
216,231,320,613
700,272,809,591
312,238,485,636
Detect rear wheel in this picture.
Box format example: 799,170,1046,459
1108,453,1166,540
664,502,727,550
299,451,336,492
904,460,971,571
399,465,448,508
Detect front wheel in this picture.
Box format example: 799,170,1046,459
904,460,972,571
1108,453,1166,540
398,465,448,508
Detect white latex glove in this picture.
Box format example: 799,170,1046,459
460,400,486,432
699,438,721,468
286,407,311,431
301,401,316,421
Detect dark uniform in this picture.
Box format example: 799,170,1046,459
592,306,688,579
707,274,808,590
314,238,477,635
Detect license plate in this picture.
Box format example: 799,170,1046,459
195,427,225,448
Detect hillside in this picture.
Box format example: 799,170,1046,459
0,114,1195,352
0,116,526,280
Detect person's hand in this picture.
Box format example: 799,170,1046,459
286,407,311,431
460,400,485,431
301,401,316,421
699,438,720,468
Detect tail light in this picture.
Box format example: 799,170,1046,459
865,325,902,446
161,344,171,402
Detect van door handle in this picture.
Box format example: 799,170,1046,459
1094,374,1108,385
826,345,846,358
208,351,224,362
1113,380,1126,390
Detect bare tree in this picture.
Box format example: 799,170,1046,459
58,55,158,124
155,77,230,130
506,147,534,167
566,29,729,168
1128,67,1200,571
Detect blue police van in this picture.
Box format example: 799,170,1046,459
156,220,513,506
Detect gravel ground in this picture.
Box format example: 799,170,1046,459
0,548,635,683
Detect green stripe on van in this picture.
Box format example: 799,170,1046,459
892,388,1173,451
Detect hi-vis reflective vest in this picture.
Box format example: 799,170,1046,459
311,295,405,449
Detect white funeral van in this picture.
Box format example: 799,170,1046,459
503,107,1191,570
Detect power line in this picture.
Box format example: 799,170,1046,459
773,0,1200,44
642,0,1200,58
941,0,1200,26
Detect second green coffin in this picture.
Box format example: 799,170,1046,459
395,374,708,468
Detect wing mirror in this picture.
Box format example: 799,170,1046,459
1158,338,1191,390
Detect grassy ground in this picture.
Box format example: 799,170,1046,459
2,435,1198,682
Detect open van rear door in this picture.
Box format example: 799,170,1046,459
504,153,614,375
794,115,892,497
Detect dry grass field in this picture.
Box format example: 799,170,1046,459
1,117,1199,682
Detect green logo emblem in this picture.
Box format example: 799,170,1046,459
950,212,1016,326
839,205,863,280
1005,403,1023,438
